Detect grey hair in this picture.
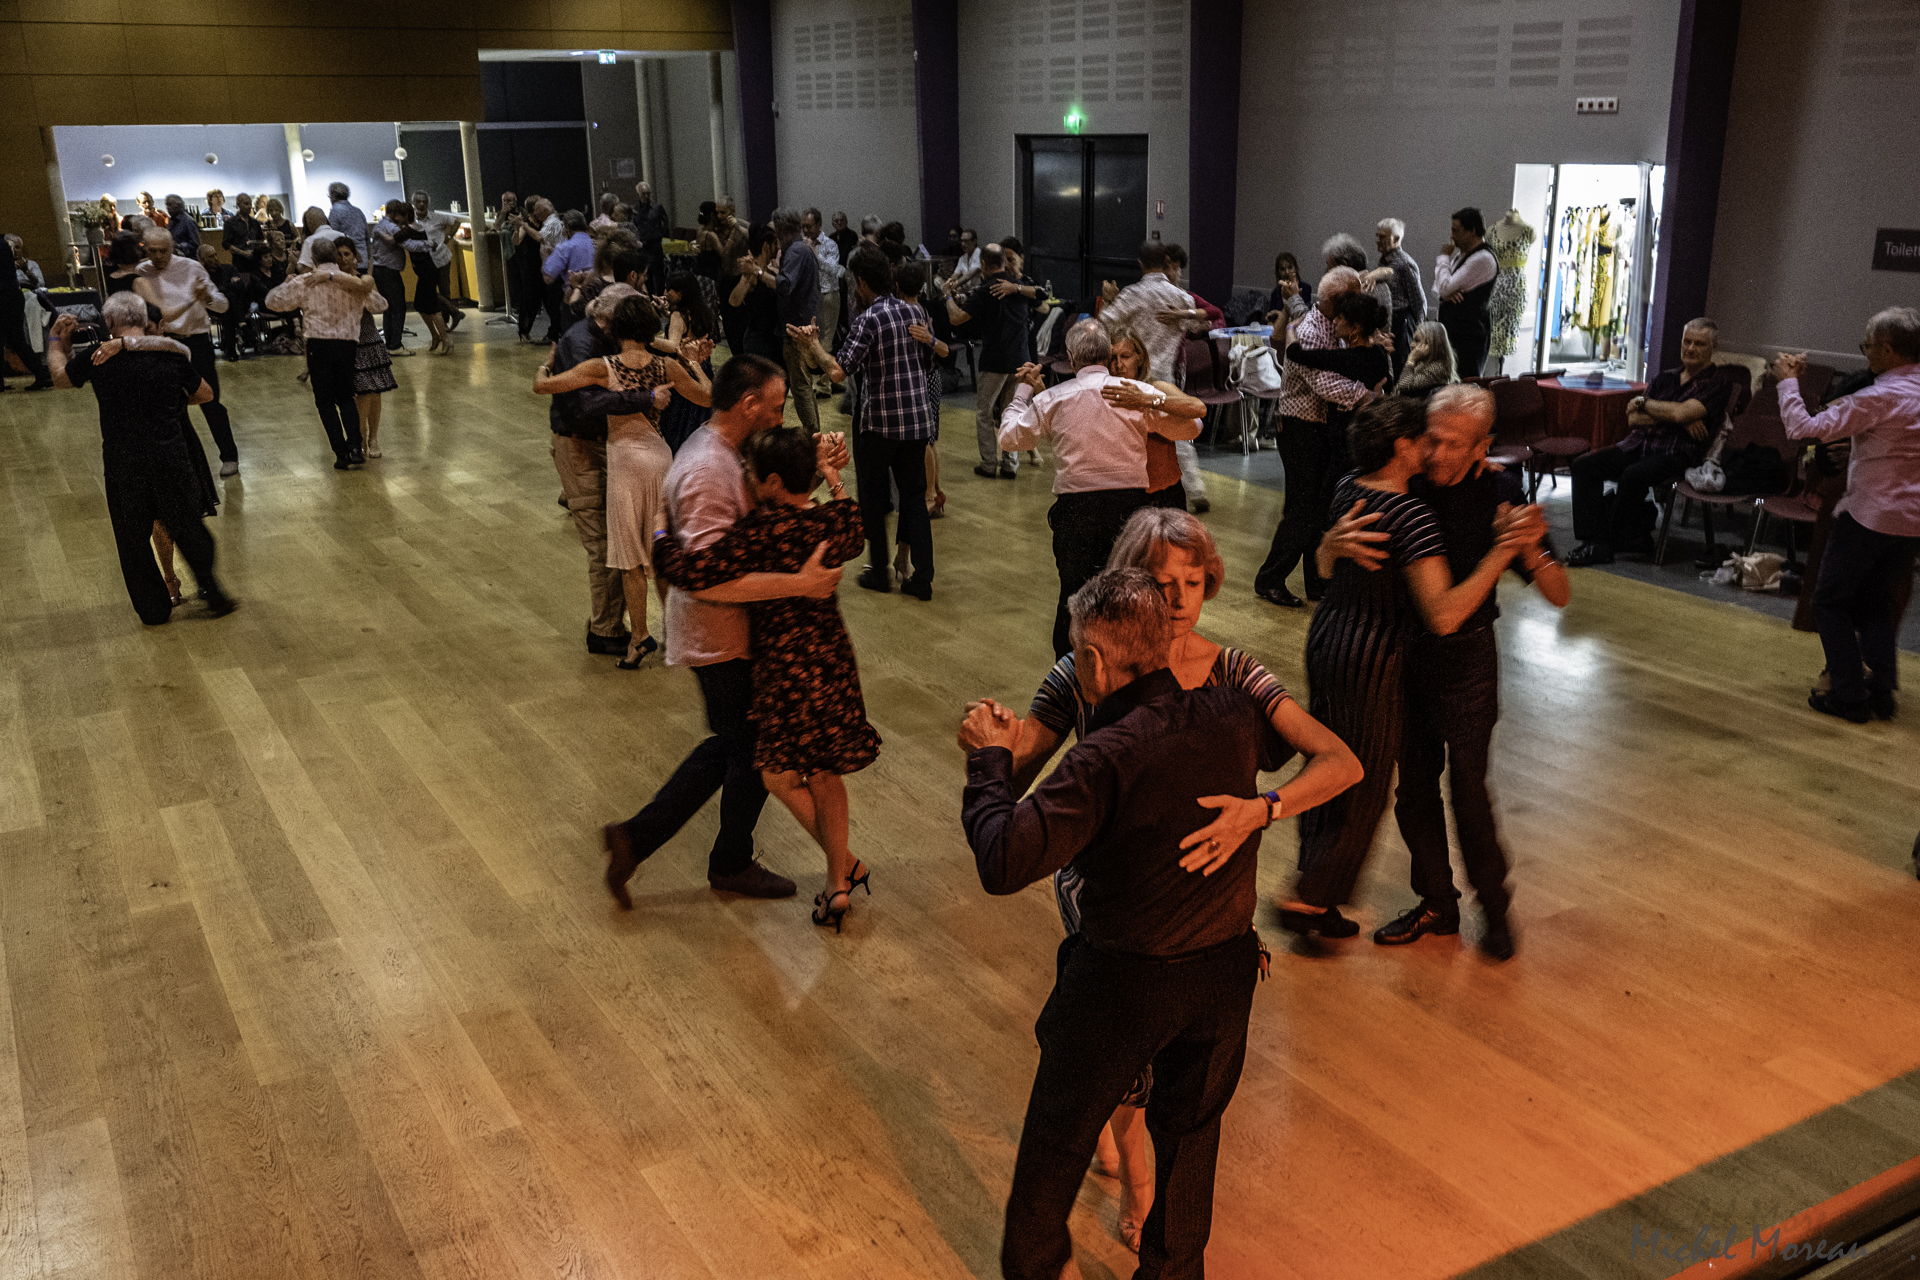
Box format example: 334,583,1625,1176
1376,217,1405,239
1682,316,1719,341
859,214,882,235
1427,383,1495,429
1405,320,1458,381
1321,232,1369,271
126,215,154,233
1317,265,1363,300
770,206,802,235
1869,306,1920,362
102,292,150,331
1107,507,1225,601
586,282,640,322
561,209,589,233
1067,568,1172,679
327,182,349,201
599,191,618,213
1068,318,1113,368
140,224,173,247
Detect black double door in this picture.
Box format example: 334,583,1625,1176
1020,135,1149,310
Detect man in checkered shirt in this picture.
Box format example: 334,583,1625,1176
791,244,939,600
1252,265,1373,607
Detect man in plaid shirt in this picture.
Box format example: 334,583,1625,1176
791,244,938,600
1253,265,1373,606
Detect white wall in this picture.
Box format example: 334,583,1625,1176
1706,0,1920,364
298,122,407,217
770,0,921,233
56,124,292,210
957,0,1191,251
663,53,725,225
1232,0,1679,299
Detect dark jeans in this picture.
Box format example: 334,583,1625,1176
1396,626,1511,922
1049,487,1152,657
619,658,768,880
305,338,361,460
540,275,569,342
1813,513,1919,704
1,306,48,384
372,266,409,348
1002,931,1260,1280
179,332,237,462
1255,415,1344,598
854,432,933,583
1571,445,1692,547
105,438,222,625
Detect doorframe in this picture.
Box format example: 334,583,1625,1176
1016,133,1150,305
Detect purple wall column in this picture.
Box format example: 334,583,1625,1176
912,0,961,250
730,0,779,222
1188,0,1243,305
1648,0,1741,373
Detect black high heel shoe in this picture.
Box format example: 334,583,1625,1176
811,888,852,934
616,636,659,670
1276,905,1359,938
845,861,871,897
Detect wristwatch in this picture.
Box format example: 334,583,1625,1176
1261,789,1284,828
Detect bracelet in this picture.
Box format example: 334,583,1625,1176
1261,789,1283,828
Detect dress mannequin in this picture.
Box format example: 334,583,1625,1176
1488,210,1534,362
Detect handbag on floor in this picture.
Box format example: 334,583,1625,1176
1229,344,1285,397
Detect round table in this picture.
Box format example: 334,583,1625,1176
1538,376,1647,450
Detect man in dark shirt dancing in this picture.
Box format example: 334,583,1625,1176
960,568,1288,1280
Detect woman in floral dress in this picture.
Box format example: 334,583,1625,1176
652,426,880,933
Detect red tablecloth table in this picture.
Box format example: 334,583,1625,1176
1538,377,1647,450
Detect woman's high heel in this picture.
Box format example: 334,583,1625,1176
845,861,871,897
811,888,851,934
163,575,184,607
616,635,659,669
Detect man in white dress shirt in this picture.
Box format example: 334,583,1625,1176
133,225,241,475
999,318,1202,656
1433,207,1498,377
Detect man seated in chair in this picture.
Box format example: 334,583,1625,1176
1567,317,1734,566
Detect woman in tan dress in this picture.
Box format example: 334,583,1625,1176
534,295,713,665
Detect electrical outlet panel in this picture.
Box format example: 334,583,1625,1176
1575,97,1620,115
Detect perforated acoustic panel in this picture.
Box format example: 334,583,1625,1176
1838,0,1920,81
790,9,911,111
995,0,1187,109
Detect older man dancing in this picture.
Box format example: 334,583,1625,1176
960,568,1288,1280
133,223,242,475
999,319,1203,656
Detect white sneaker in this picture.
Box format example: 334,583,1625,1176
390,347,415,358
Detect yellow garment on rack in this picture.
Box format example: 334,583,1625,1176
1586,208,1616,332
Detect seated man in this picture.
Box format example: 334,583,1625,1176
1567,317,1733,565
959,568,1288,1280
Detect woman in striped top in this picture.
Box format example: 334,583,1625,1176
999,506,1362,1251
1279,398,1530,938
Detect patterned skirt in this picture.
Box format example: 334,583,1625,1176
354,312,397,395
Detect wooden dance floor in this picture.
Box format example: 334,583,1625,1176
2,337,1918,1279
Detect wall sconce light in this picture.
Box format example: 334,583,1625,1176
205,152,219,164
301,148,315,162
102,154,114,166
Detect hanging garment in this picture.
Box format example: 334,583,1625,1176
1487,216,1534,359
1585,208,1616,333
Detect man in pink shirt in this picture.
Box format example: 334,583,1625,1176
998,319,1201,656
1776,306,1920,722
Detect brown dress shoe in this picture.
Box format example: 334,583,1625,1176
603,822,639,909
708,863,797,899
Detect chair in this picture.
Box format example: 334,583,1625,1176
1498,376,1586,500
1179,335,1244,452
1747,493,1820,567
1654,409,1796,566
1485,377,1537,473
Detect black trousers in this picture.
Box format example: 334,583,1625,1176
105,438,222,625
179,332,237,462
1,306,49,384
1390,307,1415,382
372,266,409,348
1255,415,1345,598
1002,931,1260,1280
510,252,544,337
1444,320,1488,379
305,338,361,460
1297,607,1407,908
1395,626,1511,921
1813,513,1919,704
854,432,933,583
540,275,569,342
619,658,767,880
1570,445,1692,547
1049,487,1152,657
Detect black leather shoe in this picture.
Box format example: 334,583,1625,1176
1480,919,1516,962
856,567,892,593
603,822,639,909
1567,541,1614,567
996,467,1018,479
1808,691,1870,724
333,458,353,470
1372,901,1461,946
709,863,797,899
1276,905,1359,938
586,628,634,655
901,575,932,601
1868,691,1898,720
202,588,239,618
347,450,366,465
973,464,999,479
1257,585,1305,609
